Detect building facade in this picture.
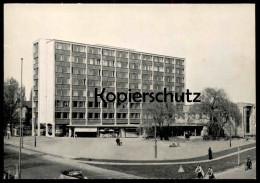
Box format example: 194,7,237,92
32,39,186,137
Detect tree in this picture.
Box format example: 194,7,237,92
143,101,182,140
190,88,242,139
4,77,25,135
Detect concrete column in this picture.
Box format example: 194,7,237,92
69,128,72,137
120,128,126,138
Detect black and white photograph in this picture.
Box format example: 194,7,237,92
3,4,256,179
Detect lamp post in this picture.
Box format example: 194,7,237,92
19,58,23,179
228,100,231,147
154,124,157,158
34,120,37,147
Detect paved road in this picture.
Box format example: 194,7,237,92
215,162,256,179
4,144,142,179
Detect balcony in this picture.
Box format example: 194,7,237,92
88,53,101,59
72,51,86,57
87,119,101,125
102,55,115,61
102,119,115,125
33,96,38,101
55,49,70,55
130,119,141,124
116,119,128,124
55,107,70,112
33,52,38,58
71,120,86,126
72,108,86,112
55,119,70,125
33,75,38,79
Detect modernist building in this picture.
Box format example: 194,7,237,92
32,39,186,137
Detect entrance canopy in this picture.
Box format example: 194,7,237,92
74,128,97,132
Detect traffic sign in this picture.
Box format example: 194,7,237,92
178,165,185,173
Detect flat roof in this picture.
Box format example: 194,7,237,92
37,38,185,60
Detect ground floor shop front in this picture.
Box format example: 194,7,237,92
36,124,205,138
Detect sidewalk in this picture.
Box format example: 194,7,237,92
4,136,256,161
214,162,256,179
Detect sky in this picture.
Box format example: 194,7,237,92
4,4,255,104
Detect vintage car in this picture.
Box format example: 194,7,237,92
59,170,86,179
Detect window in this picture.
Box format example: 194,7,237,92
130,73,140,79
88,47,101,54
117,113,128,119
130,53,140,60
56,66,62,73
34,68,38,75
55,100,62,107
56,43,70,50
130,63,140,70
72,113,78,119
73,101,78,107
102,49,115,56
103,60,114,67
103,113,114,119
72,67,79,74
73,56,86,63
63,112,69,119
56,89,62,96
34,79,38,86
88,80,100,87
88,91,94,97
95,113,100,119
56,54,69,62
117,72,128,78
88,101,93,108
117,51,128,58
117,82,128,88
78,101,85,107
79,68,86,75
142,55,152,61
33,43,38,53
55,112,62,119
63,101,69,107
34,58,38,64
88,113,93,119
130,113,140,119
79,113,85,119
72,45,86,52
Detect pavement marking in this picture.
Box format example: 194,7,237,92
79,147,256,165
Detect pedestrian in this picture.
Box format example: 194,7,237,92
206,167,215,179
194,165,204,179
208,147,213,160
116,136,119,146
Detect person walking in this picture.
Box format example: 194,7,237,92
206,167,215,179
208,147,213,160
116,136,120,146
194,165,204,179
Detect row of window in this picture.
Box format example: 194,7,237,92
55,66,176,82
55,112,141,119
55,42,184,64
55,100,141,109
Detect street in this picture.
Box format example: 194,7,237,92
4,144,141,179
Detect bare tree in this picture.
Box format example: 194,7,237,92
143,100,182,140
190,88,242,139
4,77,25,135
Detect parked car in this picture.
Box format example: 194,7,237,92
59,170,86,179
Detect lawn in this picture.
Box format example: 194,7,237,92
86,149,256,179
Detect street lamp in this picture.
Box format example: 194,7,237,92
154,123,157,158
228,100,232,147
19,58,23,179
